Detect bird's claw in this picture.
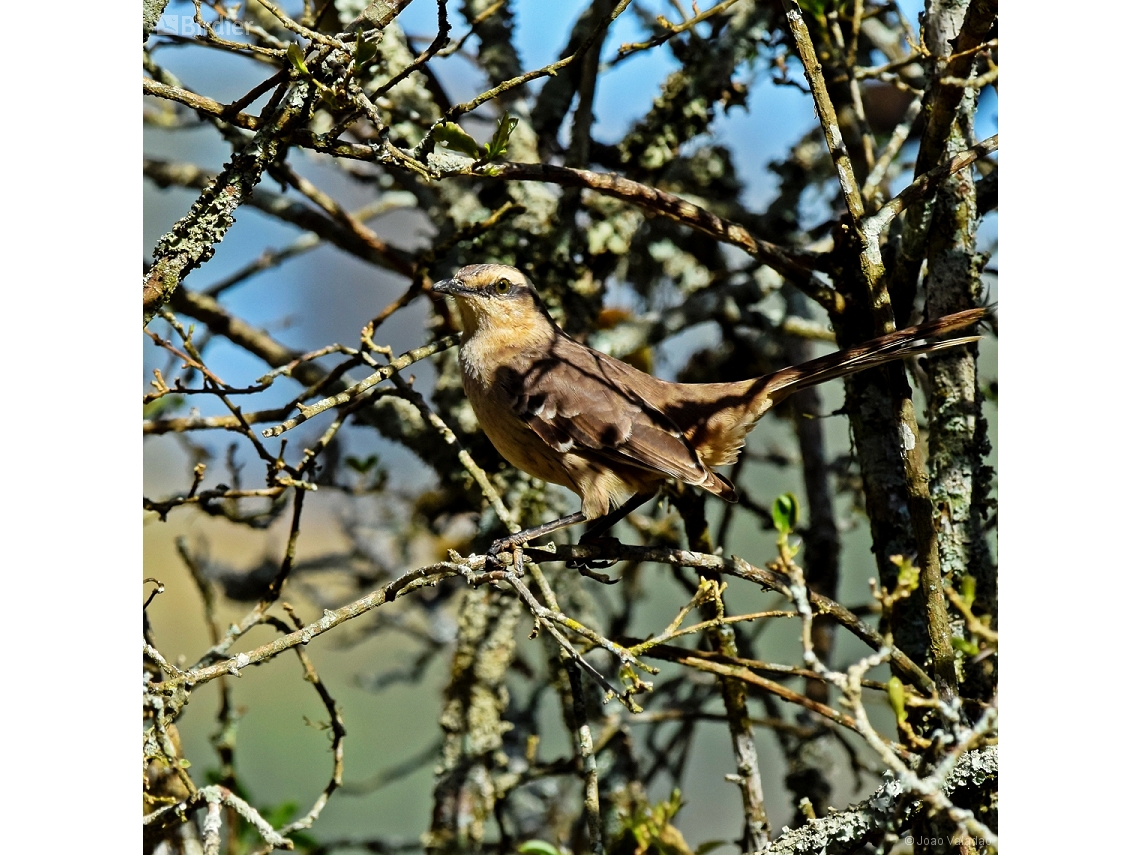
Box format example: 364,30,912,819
488,537,520,566
567,534,621,580
571,562,620,583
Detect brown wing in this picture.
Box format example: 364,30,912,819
495,335,734,497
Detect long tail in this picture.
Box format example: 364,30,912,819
665,307,988,472
765,307,988,402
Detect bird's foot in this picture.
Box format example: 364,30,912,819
488,536,511,557
490,542,524,576
572,562,621,584
567,534,622,581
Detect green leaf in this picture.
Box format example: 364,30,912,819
435,122,482,159
354,29,378,72
316,88,337,108
960,574,976,610
951,636,980,656
890,554,919,593
346,454,379,474
485,113,519,161
887,676,908,723
286,43,309,76
695,841,730,855
658,788,684,822
143,395,185,419
518,841,562,855
799,0,831,17
772,493,799,535
260,800,299,828
316,81,344,111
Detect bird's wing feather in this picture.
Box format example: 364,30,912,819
498,339,711,485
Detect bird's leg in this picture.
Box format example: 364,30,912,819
488,493,656,572
488,511,587,558
569,492,658,576
580,492,658,541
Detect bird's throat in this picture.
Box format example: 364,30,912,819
456,299,557,388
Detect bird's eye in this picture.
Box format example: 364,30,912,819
494,278,512,295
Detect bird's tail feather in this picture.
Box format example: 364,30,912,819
765,307,988,404
666,307,988,472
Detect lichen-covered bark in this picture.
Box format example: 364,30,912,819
426,587,521,854
768,747,997,854
619,1,769,180
885,0,998,319
144,82,316,323
921,5,998,706
142,0,171,41
909,7,999,850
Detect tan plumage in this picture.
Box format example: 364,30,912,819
433,264,983,552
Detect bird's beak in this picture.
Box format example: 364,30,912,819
432,278,462,296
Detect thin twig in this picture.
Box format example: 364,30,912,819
612,0,740,62
471,161,841,313
529,542,936,693
413,0,634,154
246,608,347,849
781,0,866,222
143,786,292,850
151,562,463,693
862,134,998,238
144,78,262,131
386,367,517,531
861,94,922,198
262,336,459,436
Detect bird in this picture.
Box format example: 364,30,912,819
432,263,985,558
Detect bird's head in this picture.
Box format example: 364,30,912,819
432,264,551,338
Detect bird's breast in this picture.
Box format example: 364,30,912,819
459,350,577,492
